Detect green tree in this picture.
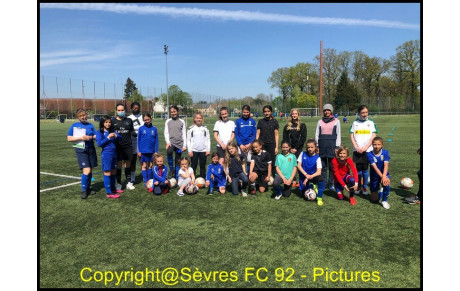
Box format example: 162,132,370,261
335,71,360,113
127,89,144,103
160,85,193,112
267,67,292,104
124,77,138,100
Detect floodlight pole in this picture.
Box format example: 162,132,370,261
164,45,169,119
319,40,323,113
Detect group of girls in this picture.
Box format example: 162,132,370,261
70,102,391,209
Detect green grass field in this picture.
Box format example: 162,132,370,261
40,115,421,288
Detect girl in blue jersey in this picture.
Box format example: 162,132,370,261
206,152,226,195
235,104,257,158
67,108,98,199
297,139,326,206
366,137,391,209
149,154,170,195
96,115,123,198
137,113,159,188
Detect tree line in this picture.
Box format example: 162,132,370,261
123,39,419,115
268,39,420,114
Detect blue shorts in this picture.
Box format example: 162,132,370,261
101,154,117,171
140,153,154,163
369,174,390,192
210,177,226,188
75,147,98,169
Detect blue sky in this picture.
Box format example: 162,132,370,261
39,3,420,100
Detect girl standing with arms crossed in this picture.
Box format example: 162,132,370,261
187,113,211,179
283,108,307,159
96,115,123,198
213,107,235,166
67,108,98,199
137,113,159,188
315,104,341,191
164,105,187,180
256,105,279,167
350,105,377,195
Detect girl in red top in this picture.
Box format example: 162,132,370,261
332,146,359,205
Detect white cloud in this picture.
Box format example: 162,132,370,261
40,3,419,30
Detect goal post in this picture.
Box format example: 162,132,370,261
295,108,319,117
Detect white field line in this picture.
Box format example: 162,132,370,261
40,172,81,180
40,181,81,192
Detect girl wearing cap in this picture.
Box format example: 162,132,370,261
350,105,377,195
315,103,341,191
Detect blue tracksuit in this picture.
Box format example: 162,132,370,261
151,165,169,195
206,162,226,193
96,130,122,193
234,117,257,146
137,124,159,154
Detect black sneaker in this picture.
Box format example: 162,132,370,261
86,188,96,195
81,191,89,199
404,195,420,204
167,171,173,180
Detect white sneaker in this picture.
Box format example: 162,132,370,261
241,191,248,197
382,201,390,209
275,194,282,200
116,183,122,191
177,191,184,197
362,188,368,195
126,182,135,190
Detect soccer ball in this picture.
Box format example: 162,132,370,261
304,188,317,201
169,178,177,188
185,184,199,195
146,179,154,189
196,177,206,188
268,176,274,186
400,177,414,189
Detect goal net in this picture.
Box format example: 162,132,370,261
296,108,319,117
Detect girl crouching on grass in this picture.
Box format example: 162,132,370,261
224,141,249,196
248,140,272,196
177,157,195,197
366,137,391,209
332,146,359,205
273,140,298,200
206,152,226,195
297,139,325,206
96,115,122,198
149,154,170,195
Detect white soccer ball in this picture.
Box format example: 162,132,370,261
146,179,154,189
196,177,206,188
268,176,274,186
169,178,177,188
304,188,317,201
185,184,199,195
400,177,414,189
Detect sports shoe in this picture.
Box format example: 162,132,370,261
382,201,390,209
162,189,169,194
405,195,420,204
126,182,135,190
114,189,124,194
362,188,368,195
313,184,319,193
116,183,122,191
81,191,88,199
355,188,361,194
148,187,154,193
317,198,323,206
177,191,184,197
337,192,344,200
329,185,335,191
349,197,356,206
291,181,297,188
275,194,282,200
107,194,120,199
241,190,248,197
167,171,173,180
